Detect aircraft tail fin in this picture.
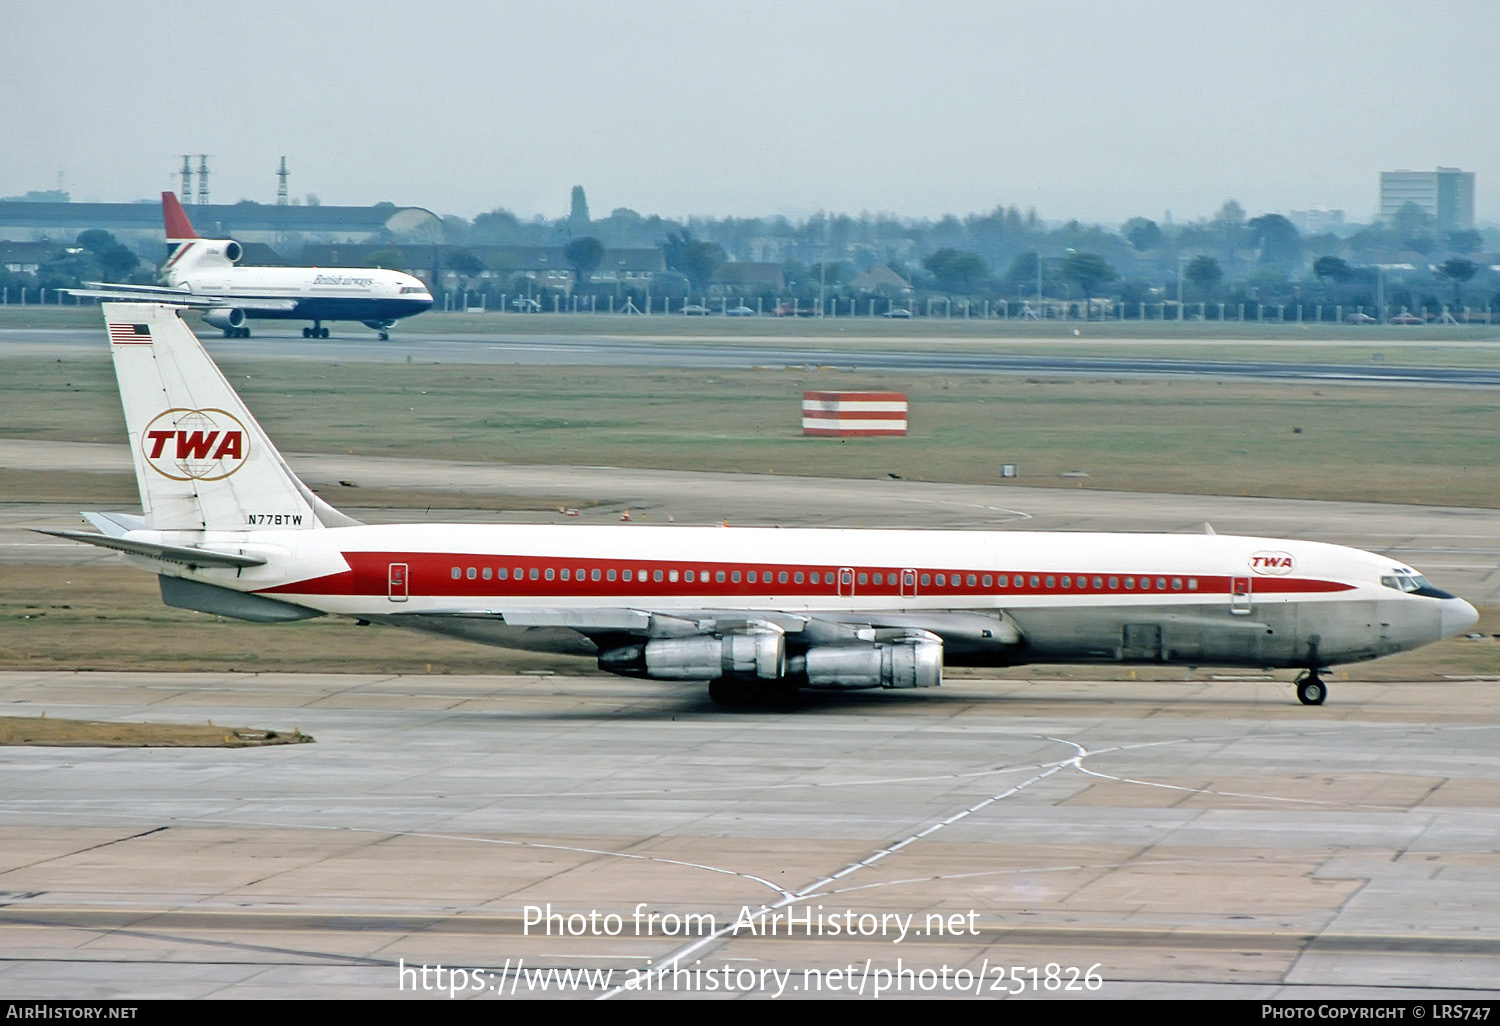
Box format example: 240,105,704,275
102,302,360,532
162,191,199,241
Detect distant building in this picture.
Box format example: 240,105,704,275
0,200,444,248
1288,208,1345,235
714,262,785,291
1379,168,1475,232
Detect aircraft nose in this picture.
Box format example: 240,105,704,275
1440,597,1480,639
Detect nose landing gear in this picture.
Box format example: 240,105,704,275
1295,669,1328,706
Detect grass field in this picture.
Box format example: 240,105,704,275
4,349,1497,507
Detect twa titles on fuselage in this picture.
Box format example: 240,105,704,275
40,303,1479,707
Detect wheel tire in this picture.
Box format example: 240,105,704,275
302,327,311,338
708,679,754,706
1297,679,1326,706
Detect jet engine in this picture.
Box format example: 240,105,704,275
796,630,944,689
599,628,786,681
201,307,246,331
597,627,943,690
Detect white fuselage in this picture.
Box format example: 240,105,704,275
133,523,1477,671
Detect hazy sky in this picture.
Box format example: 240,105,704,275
5,0,1497,225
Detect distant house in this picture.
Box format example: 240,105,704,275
714,261,784,291
848,266,912,293
0,240,63,274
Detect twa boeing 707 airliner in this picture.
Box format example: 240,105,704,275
42,303,1478,706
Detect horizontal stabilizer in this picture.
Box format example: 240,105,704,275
33,529,267,569
71,284,297,311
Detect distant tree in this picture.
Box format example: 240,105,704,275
75,229,118,252
1214,200,1246,227
445,249,485,296
1447,229,1483,254
1183,255,1222,296
96,243,139,281
1438,257,1478,307
364,248,406,270
563,236,605,286
445,250,485,277
662,230,724,292
922,248,988,293
1004,250,1040,289
1123,217,1164,253
1312,255,1352,285
569,185,590,228
1247,214,1301,269
1391,201,1432,241
1059,251,1117,301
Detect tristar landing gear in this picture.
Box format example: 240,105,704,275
1295,670,1329,706
362,319,395,341
301,323,330,339
221,327,250,339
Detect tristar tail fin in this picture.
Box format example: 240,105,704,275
103,303,359,532
161,191,199,241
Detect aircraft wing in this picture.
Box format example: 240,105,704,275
69,282,297,312
391,607,1022,648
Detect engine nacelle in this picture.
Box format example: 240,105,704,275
202,307,246,331
799,631,944,690
599,630,786,681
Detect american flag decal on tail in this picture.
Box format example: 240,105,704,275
108,323,152,344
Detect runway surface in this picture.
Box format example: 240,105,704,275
2,669,1499,999
4,325,1500,385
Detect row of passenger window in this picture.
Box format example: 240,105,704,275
446,564,1199,592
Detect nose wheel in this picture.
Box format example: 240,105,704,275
1295,670,1328,706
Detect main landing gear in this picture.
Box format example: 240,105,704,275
708,678,799,707
302,323,331,339
221,327,251,338
1295,669,1328,706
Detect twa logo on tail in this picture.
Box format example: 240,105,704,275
141,408,249,481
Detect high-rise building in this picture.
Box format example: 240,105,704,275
1379,168,1475,232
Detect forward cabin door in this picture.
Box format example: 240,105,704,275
1230,576,1252,615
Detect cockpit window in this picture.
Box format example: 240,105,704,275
1380,572,1454,599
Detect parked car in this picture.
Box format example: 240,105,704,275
681,304,710,315
1344,312,1376,324
882,307,913,318
1389,311,1424,325
725,305,756,317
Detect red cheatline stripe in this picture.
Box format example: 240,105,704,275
257,551,1356,601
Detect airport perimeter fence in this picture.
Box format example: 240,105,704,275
469,290,1497,326
6,286,1494,327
